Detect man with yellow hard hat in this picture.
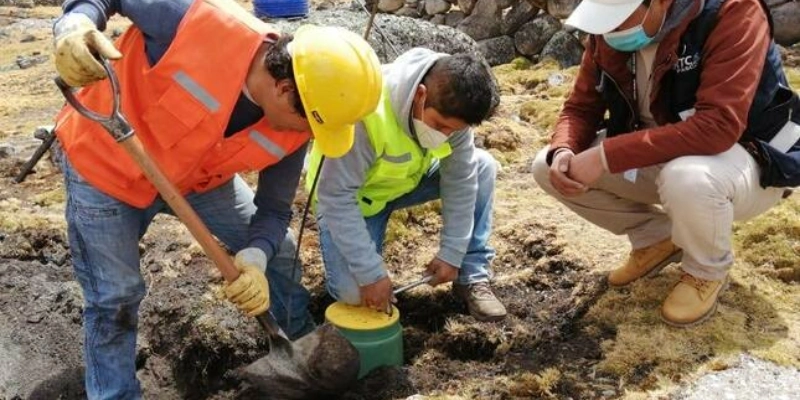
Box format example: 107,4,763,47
51,0,381,397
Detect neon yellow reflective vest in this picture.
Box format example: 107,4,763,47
307,86,452,217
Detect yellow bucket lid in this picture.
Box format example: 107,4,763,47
325,302,400,331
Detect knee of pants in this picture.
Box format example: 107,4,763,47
658,158,723,208
531,147,556,194
475,148,498,183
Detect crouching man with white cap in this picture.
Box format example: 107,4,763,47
531,0,800,326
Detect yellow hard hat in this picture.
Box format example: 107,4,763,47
291,25,382,158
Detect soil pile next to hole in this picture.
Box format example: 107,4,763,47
337,221,609,399
0,228,84,399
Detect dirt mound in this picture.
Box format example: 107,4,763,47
0,228,83,399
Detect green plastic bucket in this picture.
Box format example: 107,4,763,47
325,302,403,378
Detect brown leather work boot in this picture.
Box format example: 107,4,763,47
453,281,507,322
608,238,682,287
661,273,729,327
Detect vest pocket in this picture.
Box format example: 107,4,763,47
141,84,209,149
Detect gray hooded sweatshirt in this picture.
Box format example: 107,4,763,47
316,48,479,286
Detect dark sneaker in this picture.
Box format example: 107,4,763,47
453,281,507,322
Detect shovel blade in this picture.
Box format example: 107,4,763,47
239,323,360,399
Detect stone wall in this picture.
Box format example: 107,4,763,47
375,0,584,67
375,0,800,67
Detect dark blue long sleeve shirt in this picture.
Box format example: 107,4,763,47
61,0,306,260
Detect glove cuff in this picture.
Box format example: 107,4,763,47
54,13,95,40
235,247,268,273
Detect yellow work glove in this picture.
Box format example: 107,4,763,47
53,13,122,87
224,247,270,317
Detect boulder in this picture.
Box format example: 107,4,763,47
430,13,446,24
772,2,800,47
456,0,502,41
540,30,584,68
502,0,540,35
395,4,421,17
497,0,518,9
477,36,517,66
445,10,466,27
457,0,477,14
425,0,452,15
546,0,580,19
378,0,404,12
513,13,561,57
265,8,480,63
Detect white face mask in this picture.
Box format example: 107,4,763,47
413,118,448,149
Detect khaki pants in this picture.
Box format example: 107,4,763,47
531,143,784,280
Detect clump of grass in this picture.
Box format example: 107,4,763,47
519,99,564,134
385,201,441,244
786,68,800,90
508,368,563,398
0,198,64,232
734,198,800,283
32,186,65,207
582,262,800,395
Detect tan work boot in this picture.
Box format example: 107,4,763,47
453,281,507,322
660,273,729,327
608,238,682,287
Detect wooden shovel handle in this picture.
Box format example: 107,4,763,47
120,136,240,283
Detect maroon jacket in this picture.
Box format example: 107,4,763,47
549,0,771,173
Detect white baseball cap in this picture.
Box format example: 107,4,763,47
565,0,645,35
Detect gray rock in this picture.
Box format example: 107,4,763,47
458,0,476,14
19,34,36,43
514,14,560,57
477,36,517,66
672,354,800,400
425,0,451,15
540,30,583,68
430,13,446,24
772,2,800,47
265,8,479,63
502,0,540,35
0,143,14,158
378,0,404,12
15,53,48,70
395,4,420,17
546,0,579,19
445,10,466,27
457,0,501,41
765,0,789,7
526,0,547,9
497,0,517,9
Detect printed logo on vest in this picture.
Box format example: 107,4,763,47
674,53,701,74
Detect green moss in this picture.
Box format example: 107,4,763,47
384,201,441,244
786,68,800,91
734,197,800,282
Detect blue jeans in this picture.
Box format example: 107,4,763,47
62,160,312,400
319,149,497,304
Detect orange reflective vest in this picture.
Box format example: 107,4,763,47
55,0,310,208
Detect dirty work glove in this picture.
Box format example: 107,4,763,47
224,247,270,317
53,13,122,87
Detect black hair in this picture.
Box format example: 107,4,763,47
421,53,500,125
263,33,306,118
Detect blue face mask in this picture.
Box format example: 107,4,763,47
603,24,654,52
